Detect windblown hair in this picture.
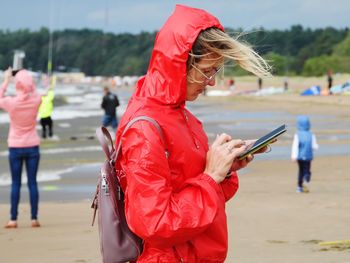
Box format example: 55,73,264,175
187,27,271,78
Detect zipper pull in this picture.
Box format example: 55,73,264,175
101,173,109,195
117,185,122,200
183,110,200,149
183,110,188,121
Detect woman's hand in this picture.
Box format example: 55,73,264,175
229,138,278,171
244,138,277,155
230,154,254,171
205,133,247,184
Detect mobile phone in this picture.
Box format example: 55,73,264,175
238,124,287,160
12,69,21,76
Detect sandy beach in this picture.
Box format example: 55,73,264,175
1,79,350,262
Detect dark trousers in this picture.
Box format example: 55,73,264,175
297,160,311,188
102,114,118,129
9,146,40,220
40,117,53,138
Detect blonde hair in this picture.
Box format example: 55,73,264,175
187,27,271,78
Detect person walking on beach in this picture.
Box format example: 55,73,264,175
258,77,263,90
283,77,289,91
113,5,270,262
101,86,120,131
0,68,42,228
327,69,333,94
38,76,55,139
291,116,319,193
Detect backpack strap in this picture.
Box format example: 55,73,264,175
96,126,115,161
114,116,169,163
95,116,169,164
93,116,167,226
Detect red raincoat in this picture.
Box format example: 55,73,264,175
115,5,239,262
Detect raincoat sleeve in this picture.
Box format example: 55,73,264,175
114,94,120,107
46,89,54,101
0,82,12,111
101,96,106,109
291,134,299,159
220,171,239,201
0,82,7,97
120,121,222,245
312,134,319,150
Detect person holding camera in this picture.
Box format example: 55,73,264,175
0,68,42,228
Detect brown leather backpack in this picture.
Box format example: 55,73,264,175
91,116,168,263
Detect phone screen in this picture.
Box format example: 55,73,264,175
238,124,287,160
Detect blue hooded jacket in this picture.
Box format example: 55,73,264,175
297,116,313,160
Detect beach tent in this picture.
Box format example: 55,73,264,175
330,82,350,94
206,89,232,96
301,85,321,96
254,87,285,96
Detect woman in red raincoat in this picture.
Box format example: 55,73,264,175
115,5,270,262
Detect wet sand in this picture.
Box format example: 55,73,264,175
1,84,350,262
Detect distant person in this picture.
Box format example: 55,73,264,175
327,69,333,94
101,86,120,131
291,116,319,193
258,77,263,90
229,78,236,92
38,76,55,139
283,77,289,91
0,68,42,228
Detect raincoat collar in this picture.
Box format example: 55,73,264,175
134,5,224,107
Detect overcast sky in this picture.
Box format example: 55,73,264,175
1,0,349,34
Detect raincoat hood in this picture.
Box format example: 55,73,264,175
0,69,41,148
134,4,223,106
15,70,35,96
297,115,310,131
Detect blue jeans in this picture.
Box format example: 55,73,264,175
102,114,118,129
9,146,40,220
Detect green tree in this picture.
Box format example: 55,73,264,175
303,55,350,76
0,27,348,76
333,32,350,56
264,52,288,75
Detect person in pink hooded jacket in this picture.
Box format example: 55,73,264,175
114,5,271,262
0,68,42,228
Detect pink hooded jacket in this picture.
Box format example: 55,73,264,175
0,70,42,147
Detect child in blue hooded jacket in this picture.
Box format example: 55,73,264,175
291,116,319,193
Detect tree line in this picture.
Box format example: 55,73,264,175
0,25,349,76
